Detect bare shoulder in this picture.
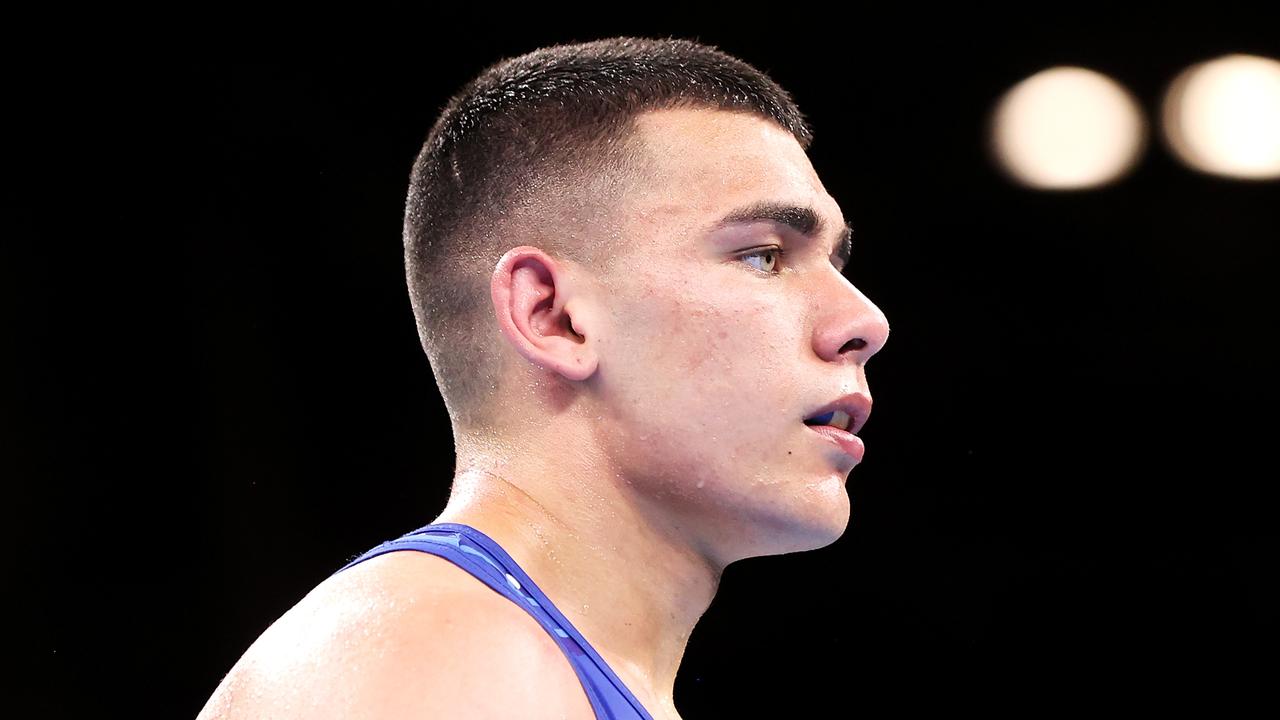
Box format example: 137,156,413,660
197,551,597,720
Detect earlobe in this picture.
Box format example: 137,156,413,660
491,246,598,382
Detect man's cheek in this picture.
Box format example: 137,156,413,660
674,317,742,375
681,351,707,373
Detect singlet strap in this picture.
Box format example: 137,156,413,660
339,522,654,720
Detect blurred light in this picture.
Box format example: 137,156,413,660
1162,54,1280,180
990,66,1147,190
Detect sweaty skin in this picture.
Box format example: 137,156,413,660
198,107,889,720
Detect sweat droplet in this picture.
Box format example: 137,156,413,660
696,479,705,489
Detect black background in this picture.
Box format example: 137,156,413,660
10,12,1279,718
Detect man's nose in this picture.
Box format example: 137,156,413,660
812,271,890,365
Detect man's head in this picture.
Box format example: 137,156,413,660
407,37,889,557
405,37,814,432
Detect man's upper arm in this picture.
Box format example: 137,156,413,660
198,555,597,720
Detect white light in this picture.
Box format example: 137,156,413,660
990,66,1147,190
1162,54,1280,180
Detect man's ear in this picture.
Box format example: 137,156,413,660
490,246,598,382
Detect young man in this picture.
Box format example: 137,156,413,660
198,36,889,720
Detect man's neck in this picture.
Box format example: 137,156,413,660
431,436,724,707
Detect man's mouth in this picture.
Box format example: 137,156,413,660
802,409,853,432
801,393,871,435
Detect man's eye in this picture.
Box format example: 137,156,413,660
740,247,784,274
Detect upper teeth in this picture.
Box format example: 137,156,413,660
808,409,852,432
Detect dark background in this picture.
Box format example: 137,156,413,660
10,13,1278,718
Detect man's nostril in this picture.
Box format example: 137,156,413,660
840,338,867,353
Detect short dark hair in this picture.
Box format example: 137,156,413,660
404,36,813,432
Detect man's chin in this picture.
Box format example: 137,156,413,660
727,488,852,561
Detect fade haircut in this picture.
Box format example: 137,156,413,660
404,36,813,433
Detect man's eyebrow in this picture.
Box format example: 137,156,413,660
711,200,854,271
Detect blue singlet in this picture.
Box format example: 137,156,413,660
339,523,654,720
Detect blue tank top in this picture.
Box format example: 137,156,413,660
339,522,654,720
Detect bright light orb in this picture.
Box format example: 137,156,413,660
990,66,1147,190
1162,53,1280,180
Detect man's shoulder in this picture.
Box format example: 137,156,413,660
198,551,596,720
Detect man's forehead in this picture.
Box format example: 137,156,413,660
626,108,844,228
631,107,811,174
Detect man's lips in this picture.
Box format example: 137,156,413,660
805,423,865,464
